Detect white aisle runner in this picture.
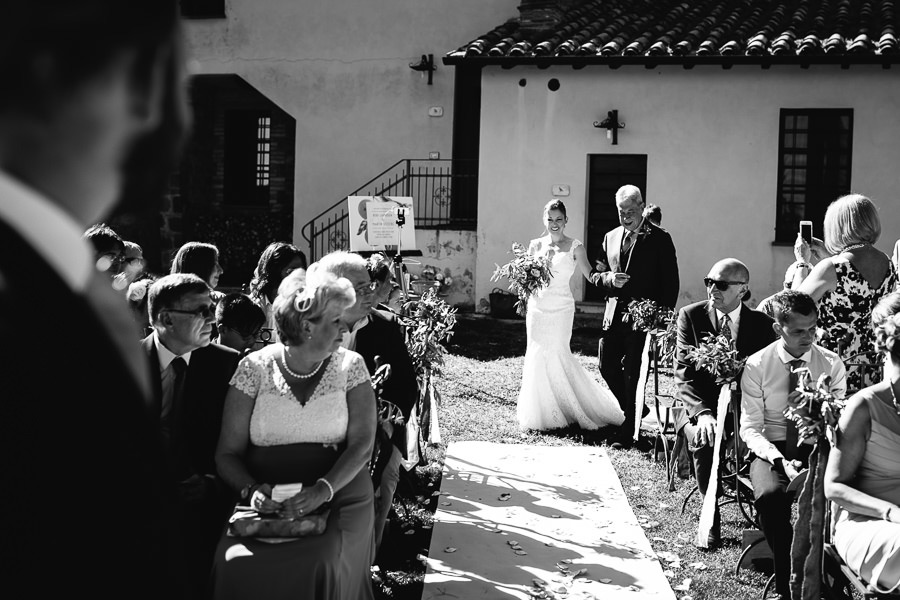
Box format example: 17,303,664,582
423,441,676,600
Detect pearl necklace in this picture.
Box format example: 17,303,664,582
281,346,324,380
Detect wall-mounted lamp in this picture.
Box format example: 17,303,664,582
409,53,436,85
593,110,625,145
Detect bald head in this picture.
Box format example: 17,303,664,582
706,258,750,313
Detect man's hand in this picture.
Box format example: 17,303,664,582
692,413,717,448
602,272,630,289
783,459,803,481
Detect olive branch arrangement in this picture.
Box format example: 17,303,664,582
685,332,747,387
623,298,677,364
783,371,845,446
490,242,553,316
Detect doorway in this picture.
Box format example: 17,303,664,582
584,154,648,302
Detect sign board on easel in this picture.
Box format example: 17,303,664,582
347,196,417,253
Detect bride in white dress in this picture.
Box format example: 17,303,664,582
517,200,626,431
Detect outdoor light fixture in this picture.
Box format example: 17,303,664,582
409,54,436,85
594,110,625,145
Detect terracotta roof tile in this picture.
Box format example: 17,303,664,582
446,0,900,65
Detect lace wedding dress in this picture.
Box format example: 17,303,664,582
517,239,626,431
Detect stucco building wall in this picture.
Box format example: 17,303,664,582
475,65,900,313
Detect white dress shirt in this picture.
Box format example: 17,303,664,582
153,331,193,419
739,340,846,463
715,304,741,339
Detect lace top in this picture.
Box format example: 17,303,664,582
818,258,897,389
230,345,371,447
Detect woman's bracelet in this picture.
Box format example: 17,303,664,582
317,477,334,502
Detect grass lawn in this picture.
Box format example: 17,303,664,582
372,312,774,600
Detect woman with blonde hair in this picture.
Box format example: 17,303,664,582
211,268,376,599
824,291,900,593
798,194,897,389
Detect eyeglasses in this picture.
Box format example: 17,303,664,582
354,281,378,296
703,278,746,291
164,305,215,319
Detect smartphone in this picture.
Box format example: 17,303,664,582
799,220,813,244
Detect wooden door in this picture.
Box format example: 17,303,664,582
584,154,647,302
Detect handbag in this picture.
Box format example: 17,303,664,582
228,504,329,539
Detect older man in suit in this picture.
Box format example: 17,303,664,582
596,184,680,448
144,273,240,599
674,258,777,547
0,2,187,597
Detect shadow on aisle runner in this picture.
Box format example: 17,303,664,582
423,441,676,600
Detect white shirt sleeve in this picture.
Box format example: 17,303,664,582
739,357,781,463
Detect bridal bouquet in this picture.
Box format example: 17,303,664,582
685,332,747,388
783,371,845,445
490,242,553,316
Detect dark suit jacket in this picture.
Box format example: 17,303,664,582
141,336,240,481
597,222,680,324
674,300,777,431
0,217,167,598
354,309,418,420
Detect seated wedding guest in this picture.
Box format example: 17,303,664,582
248,241,308,343
212,268,376,600
144,273,240,599
675,258,776,548
740,290,847,600
171,241,225,303
797,194,896,390
113,239,147,292
0,1,188,596
318,250,418,553
215,292,266,357
824,291,900,593
83,222,125,280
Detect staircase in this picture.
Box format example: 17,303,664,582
301,158,477,261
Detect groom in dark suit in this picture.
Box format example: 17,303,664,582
143,273,240,599
674,258,776,547
596,185,680,448
0,3,187,597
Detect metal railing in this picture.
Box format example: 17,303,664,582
301,158,477,261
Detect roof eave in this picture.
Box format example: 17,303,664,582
442,54,900,69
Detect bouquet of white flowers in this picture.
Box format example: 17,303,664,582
490,242,553,316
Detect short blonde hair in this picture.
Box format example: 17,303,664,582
273,269,355,346
823,194,881,255
872,292,900,361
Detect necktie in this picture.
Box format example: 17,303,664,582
621,230,635,255
784,358,805,460
720,313,733,340
167,357,188,478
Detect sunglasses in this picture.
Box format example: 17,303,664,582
164,305,215,319
354,281,379,296
703,278,746,291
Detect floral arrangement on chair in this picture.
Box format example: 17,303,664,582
624,298,677,364
684,331,748,549
782,370,846,600
684,332,747,389
490,242,553,316
396,287,457,466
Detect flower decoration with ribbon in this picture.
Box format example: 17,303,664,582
293,283,319,313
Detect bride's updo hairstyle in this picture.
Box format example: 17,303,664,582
872,291,900,362
543,198,567,222
273,268,354,346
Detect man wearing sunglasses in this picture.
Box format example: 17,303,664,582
674,258,777,548
143,273,241,598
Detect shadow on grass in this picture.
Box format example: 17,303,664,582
447,312,602,361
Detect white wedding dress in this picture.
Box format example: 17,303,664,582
517,239,626,431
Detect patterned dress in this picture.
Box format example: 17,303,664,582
816,258,897,390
